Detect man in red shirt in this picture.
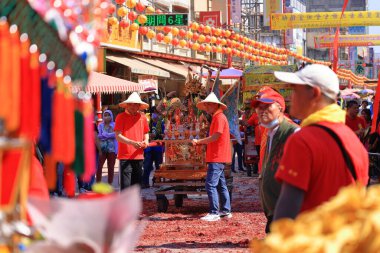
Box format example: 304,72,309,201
345,100,367,137
114,92,150,190
273,64,369,221
192,92,232,222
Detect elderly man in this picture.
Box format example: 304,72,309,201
251,88,298,233
273,64,369,221
192,92,232,222
114,92,150,190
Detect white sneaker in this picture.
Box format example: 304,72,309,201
200,213,220,222
220,212,232,218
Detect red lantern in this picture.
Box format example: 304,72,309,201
163,26,172,34
119,19,130,28
198,24,205,33
211,27,217,35
115,0,124,4
192,32,200,41
178,29,186,37
128,11,138,21
139,27,148,35
171,38,179,46
222,47,227,54
205,35,211,43
199,44,206,52
108,4,116,15
226,39,232,47
156,32,164,42
232,49,238,55
187,41,194,48
212,46,217,53
136,2,146,12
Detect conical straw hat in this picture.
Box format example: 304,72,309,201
196,92,227,111
119,92,149,110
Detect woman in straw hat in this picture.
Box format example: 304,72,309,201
192,92,232,222
114,92,150,190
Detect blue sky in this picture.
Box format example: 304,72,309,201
368,0,380,53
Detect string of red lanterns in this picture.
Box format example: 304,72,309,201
107,2,331,66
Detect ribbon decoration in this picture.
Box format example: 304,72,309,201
371,74,380,134
332,0,349,72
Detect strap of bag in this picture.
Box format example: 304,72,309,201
311,124,358,181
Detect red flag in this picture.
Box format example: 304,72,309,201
371,75,380,134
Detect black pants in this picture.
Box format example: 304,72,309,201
119,160,143,190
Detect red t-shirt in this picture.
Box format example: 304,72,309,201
206,110,231,163
275,122,369,213
114,112,149,160
247,113,262,146
345,115,366,132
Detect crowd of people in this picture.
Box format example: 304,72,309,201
43,64,380,233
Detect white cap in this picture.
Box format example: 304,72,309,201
197,92,227,111
274,64,339,100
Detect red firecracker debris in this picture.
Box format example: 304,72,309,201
136,176,267,252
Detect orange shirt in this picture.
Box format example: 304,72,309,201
206,110,231,163
114,112,149,160
276,122,369,213
345,115,366,132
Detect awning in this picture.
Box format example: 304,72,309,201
172,0,190,8
133,56,189,78
73,71,145,94
106,55,170,78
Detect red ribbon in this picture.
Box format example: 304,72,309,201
333,0,349,72
371,74,380,134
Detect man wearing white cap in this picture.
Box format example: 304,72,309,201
272,64,369,221
192,92,232,222
115,92,150,190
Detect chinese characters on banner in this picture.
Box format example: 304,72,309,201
264,0,283,26
315,34,380,48
231,0,242,24
143,14,188,27
199,11,221,27
271,11,380,30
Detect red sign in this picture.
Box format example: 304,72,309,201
199,11,221,27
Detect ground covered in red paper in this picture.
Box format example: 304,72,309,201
136,175,266,252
